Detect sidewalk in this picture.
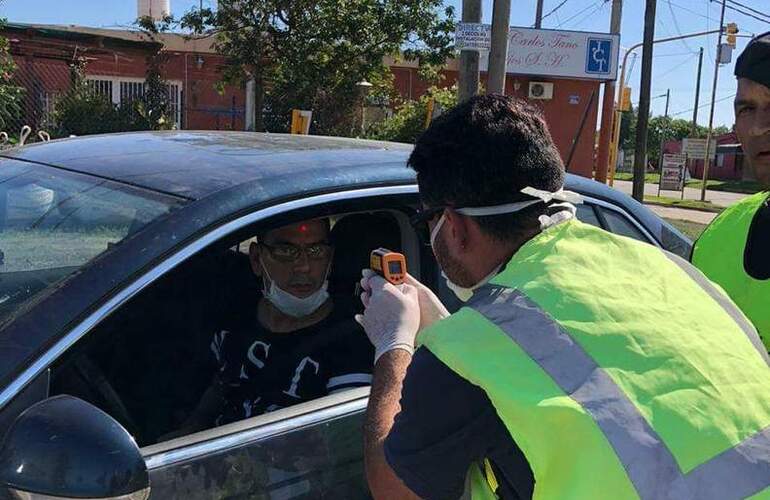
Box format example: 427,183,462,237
646,205,717,225
611,180,749,209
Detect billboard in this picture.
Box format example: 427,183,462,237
479,27,620,81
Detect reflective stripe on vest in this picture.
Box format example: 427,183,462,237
692,191,770,350
419,219,770,500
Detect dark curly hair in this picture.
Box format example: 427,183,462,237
408,94,565,241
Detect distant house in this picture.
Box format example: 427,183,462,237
2,22,246,132
663,131,750,181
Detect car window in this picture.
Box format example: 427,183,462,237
598,207,649,242
0,159,184,326
576,203,602,228
45,208,411,447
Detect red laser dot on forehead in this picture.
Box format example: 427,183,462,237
299,224,308,233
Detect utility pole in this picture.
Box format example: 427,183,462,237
488,0,511,94
701,0,727,201
595,0,623,183
632,0,657,202
458,0,482,102
664,88,670,117
535,0,545,28
692,47,704,136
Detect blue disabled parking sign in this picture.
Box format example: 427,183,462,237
586,38,612,75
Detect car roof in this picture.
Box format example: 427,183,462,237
2,130,642,209
1,131,415,200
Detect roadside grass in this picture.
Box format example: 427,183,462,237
611,172,762,194
643,195,723,213
663,218,708,240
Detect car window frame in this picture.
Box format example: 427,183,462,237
582,195,660,247
0,185,419,419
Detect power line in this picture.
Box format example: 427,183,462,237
725,0,770,20
668,0,712,21
721,1,770,24
540,0,571,23
667,0,696,52
670,92,736,117
557,0,603,28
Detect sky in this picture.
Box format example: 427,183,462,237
2,0,769,129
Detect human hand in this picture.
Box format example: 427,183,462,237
356,270,420,362
404,273,449,333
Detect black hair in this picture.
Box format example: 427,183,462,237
408,94,565,241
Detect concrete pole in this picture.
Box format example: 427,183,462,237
487,0,511,94
632,0,657,202
691,47,704,136
595,0,623,183
535,0,545,28
458,0,482,103
245,79,256,131
701,0,726,201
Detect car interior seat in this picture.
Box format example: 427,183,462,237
329,212,402,315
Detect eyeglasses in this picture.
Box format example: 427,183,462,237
410,206,447,244
261,242,332,263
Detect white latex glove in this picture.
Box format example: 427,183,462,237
355,269,421,362
404,273,450,332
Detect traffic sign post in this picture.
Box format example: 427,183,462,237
658,153,688,196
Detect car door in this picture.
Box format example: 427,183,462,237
0,184,422,499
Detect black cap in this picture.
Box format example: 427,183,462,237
735,31,770,88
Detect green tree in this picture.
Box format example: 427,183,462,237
181,0,455,134
0,18,24,133
134,16,175,130
367,85,457,143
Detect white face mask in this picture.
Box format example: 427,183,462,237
428,187,583,302
260,261,330,318
430,214,498,302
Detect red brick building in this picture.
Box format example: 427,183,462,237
3,23,246,132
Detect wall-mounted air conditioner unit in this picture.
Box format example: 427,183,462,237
528,82,554,100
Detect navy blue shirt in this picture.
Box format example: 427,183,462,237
385,348,535,500
211,302,373,425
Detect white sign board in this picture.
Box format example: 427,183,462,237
660,154,687,191
479,27,620,81
682,138,717,160
456,23,491,51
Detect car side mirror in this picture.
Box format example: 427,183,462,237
0,395,150,499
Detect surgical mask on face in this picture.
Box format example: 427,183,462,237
430,213,497,302
429,187,583,302
260,260,330,318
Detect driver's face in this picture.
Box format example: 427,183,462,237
734,78,770,187
250,220,332,298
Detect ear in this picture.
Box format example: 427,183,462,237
249,242,263,277
444,209,471,253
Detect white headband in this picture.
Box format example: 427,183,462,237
455,187,584,217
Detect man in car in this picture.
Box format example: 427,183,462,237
177,218,373,432
691,32,770,349
357,95,770,499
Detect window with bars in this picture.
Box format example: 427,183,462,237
87,79,113,100
84,77,183,129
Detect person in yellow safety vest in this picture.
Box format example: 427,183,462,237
691,32,770,350
356,94,770,500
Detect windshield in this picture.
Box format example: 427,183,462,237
0,158,185,325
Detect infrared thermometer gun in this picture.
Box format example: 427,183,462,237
370,248,407,285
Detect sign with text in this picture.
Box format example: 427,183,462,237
479,27,620,80
456,23,491,51
682,138,717,160
660,154,688,191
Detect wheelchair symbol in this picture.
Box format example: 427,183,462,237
586,38,612,74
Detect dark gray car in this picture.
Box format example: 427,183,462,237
0,132,690,499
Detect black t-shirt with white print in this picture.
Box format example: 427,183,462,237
211,300,374,425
